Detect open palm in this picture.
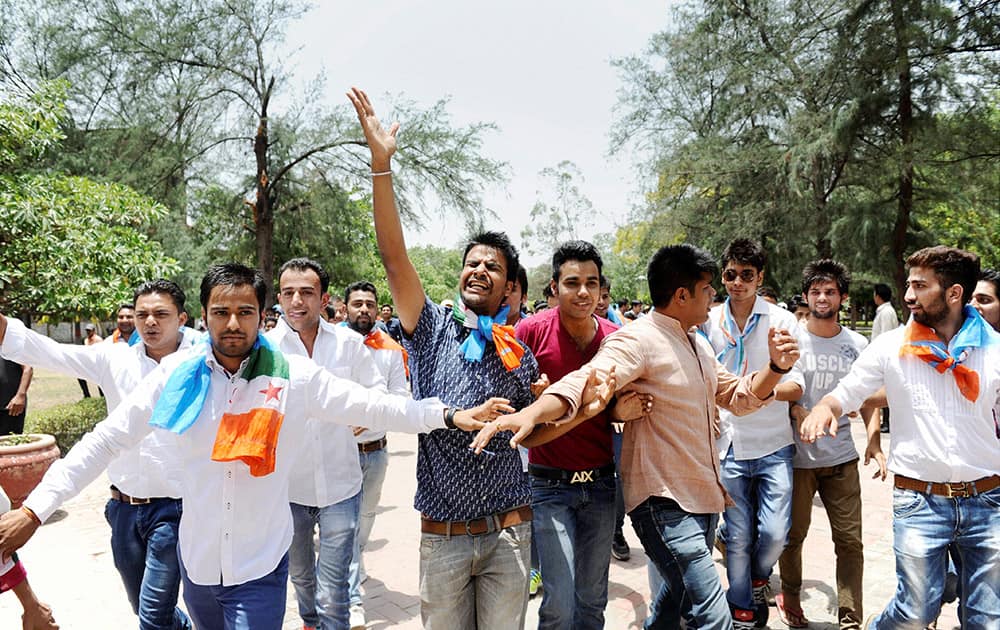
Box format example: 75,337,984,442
347,87,398,167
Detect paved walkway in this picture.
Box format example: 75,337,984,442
1,422,960,628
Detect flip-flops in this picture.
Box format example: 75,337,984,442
775,592,809,628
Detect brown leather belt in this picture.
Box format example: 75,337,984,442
110,486,159,505
358,437,387,454
421,505,532,537
894,474,1000,498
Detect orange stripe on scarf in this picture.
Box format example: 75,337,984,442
364,329,410,378
211,408,285,477
899,321,980,402
492,323,524,371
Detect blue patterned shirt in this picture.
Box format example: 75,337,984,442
404,297,538,521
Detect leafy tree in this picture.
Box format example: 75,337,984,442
0,84,179,321
3,0,508,302
612,0,999,297
520,161,595,257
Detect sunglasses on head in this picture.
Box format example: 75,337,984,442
722,269,758,283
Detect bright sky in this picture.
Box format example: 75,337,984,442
292,0,673,266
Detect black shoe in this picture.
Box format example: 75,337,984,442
611,530,630,561
880,420,890,433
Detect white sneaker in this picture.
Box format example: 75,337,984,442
349,604,366,630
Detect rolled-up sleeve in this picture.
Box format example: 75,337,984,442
545,328,645,423
714,363,773,417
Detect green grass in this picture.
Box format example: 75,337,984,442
26,369,102,421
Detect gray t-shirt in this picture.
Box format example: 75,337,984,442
793,326,869,468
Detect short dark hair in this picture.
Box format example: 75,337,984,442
981,268,1000,295
757,286,779,301
117,303,135,314
801,259,850,296
133,279,186,313
278,257,330,293
788,294,808,311
200,263,267,312
516,265,528,297
600,275,611,290
647,244,718,308
873,283,892,302
551,240,603,282
344,281,378,304
542,284,554,299
721,238,767,272
464,231,520,282
906,246,980,305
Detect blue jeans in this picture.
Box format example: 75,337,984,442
419,520,531,629
720,444,793,610
289,493,361,629
868,485,1000,629
104,496,191,630
180,553,288,630
612,431,626,532
531,474,617,630
348,447,389,607
630,497,729,629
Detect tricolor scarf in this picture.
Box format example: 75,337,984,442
364,328,410,379
899,305,999,403
452,298,524,372
715,298,761,376
150,335,290,476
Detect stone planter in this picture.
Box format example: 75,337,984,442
0,434,60,509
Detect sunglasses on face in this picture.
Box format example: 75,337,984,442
722,269,758,283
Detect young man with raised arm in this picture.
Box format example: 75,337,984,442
0,279,196,630
0,263,501,630
701,238,803,628
268,258,386,630
348,86,543,630
474,244,800,629
801,246,1000,629
776,260,883,630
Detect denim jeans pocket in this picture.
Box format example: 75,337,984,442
892,488,926,519
978,485,1000,509
420,532,450,554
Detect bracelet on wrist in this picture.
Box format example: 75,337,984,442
769,360,792,375
371,170,392,177
19,505,41,526
444,407,458,430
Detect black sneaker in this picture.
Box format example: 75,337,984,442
611,530,630,561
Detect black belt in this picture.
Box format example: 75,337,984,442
358,437,387,454
528,462,616,484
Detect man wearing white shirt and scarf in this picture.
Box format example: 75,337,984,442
0,279,196,630
701,238,804,628
0,263,504,630
269,259,387,630
801,246,1000,629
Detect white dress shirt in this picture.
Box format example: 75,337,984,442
0,318,198,498
23,344,447,586
703,296,804,460
871,302,900,339
266,317,385,507
352,330,410,444
826,326,1000,483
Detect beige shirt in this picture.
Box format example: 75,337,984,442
546,310,771,514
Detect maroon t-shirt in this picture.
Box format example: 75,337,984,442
515,308,620,470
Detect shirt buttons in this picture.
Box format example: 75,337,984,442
226,502,231,510
227,471,232,478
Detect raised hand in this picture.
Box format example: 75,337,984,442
767,327,800,372
578,366,616,420
346,87,398,169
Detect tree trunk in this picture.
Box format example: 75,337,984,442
253,112,274,308
890,1,914,302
